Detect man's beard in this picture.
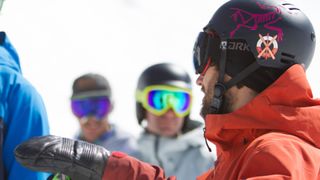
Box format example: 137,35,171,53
200,86,231,118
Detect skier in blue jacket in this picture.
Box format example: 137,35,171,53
0,31,50,179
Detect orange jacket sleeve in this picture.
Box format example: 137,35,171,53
237,135,319,180
103,152,176,180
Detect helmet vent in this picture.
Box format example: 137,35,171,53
280,52,295,64
282,3,300,11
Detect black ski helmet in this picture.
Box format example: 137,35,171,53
193,0,316,113
136,63,192,125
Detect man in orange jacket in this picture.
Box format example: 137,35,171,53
14,0,320,179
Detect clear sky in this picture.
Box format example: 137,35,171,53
1,0,319,138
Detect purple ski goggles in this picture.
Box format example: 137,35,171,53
71,96,110,120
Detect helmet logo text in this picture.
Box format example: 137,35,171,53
230,1,283,41
256,34,278,60
226,42,250,52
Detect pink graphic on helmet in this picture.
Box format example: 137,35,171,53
229,1,283,41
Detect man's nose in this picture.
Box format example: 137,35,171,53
162,109,177,119
196,75,204,86
79,115,97,125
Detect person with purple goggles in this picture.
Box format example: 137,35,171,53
70,73,140,157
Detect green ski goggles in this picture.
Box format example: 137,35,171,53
136,85,192,118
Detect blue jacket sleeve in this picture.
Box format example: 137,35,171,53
1,69,50,180
0,32,50,179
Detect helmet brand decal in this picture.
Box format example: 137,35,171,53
230,1,283,41
256,34,278,60
225,41,250,52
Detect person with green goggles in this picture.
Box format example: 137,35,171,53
134,63,216,180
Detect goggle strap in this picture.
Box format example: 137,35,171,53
135,90,144,103
210,40,228,113
71,90,110,100
201,58,212,76
203,33,212,70
203,34,220,74
205,32,221,71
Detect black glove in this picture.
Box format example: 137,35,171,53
14,135,110,180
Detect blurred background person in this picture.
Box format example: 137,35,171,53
70,73,139,156
135,63,216,180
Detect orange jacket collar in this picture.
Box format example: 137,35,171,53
204,64,320,151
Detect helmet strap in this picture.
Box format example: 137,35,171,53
225,61,260,89
210,40,227,113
